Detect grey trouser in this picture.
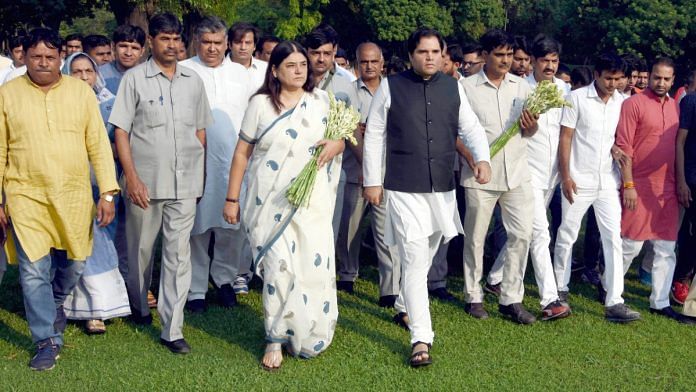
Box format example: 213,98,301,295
126,198,196,341
189,227,247,301
463,184,534,305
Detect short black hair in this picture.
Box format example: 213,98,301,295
65,33,83,43
687,69,696,86
255,35,280,54
228,22,260,43
556,63,571,76
304,29,334,50
406,27,444,54
23,28,62,52
636,57,649,73
387,56,407,73
594,53,626,75
531,36,561,58
149,12,182,37
512,35,528,54
650,56,675,73
479,29,515,53
83,34,111,53
571,66,592,87
112,24,146,46
461,41,482,56
9,35,23,50
335,48,348,60
312,23,339,46
621,53,639,74
445,43,464,63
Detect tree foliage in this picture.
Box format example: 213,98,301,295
360,0,453,42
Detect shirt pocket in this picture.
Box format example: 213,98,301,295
176,106,195,127
144,106,166,129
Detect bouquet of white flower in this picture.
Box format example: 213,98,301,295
286,92,360,208
489,80,572,157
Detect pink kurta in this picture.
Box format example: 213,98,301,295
615,89,679,240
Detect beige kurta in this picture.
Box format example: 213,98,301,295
0,74,119,262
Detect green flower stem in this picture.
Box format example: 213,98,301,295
489,120,521,158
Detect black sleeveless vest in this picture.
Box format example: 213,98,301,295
384,70,460,193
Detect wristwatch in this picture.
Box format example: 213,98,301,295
101,192,115,203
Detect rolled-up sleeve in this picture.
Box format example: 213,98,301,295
457,83,490,164
363,79,390,187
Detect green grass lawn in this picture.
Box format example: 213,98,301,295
1,261,693,391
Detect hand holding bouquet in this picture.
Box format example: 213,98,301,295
489,80,572,157
286,93,360,208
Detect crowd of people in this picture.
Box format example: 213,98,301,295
0,11,695,372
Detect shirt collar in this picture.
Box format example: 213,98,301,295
357,77,380,93
145,58,190,78
643,88,671,103
588,81,622,102
23,72,64,91
476,68,517,87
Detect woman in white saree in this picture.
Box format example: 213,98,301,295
223,41,343,371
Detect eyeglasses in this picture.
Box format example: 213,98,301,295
462,61,484,68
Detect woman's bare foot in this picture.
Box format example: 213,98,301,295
261,343,283,371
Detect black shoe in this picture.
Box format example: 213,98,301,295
596,284,607,305
680,314,696,325
29,338,60,371
429,287,455,302
53,305,67,334
483,282,501,297
129,313,153,325
186,299,206,314
499,303,537,324
160,338,191,354
465,302,489,319
558,290,570,305
219,284,238,308
392,312,409,330
378,295,397,308
337,281,354,294
650,306,691,323
605,303,641,323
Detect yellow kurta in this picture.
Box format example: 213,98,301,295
0,74,119,262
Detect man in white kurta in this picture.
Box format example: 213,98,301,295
181,17,254,311
363,29,490,365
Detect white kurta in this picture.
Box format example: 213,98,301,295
180,56,254,235
363,77,491,245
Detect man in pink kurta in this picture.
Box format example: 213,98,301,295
615,57,684,322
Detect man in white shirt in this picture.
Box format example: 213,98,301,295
484,36,571,320
554,53,640,322
227,22,267,92
363,28,490,367
180,16,254,312
227,22,268,294
0,36,24,85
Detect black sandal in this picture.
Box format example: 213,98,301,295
392,312,409,330
409,341,432,368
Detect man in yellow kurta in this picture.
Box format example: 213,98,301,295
0,28,119,371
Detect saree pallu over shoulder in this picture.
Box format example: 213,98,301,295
242,89,340,358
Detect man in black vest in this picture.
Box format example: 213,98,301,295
363,27,491,367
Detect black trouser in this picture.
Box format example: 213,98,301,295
675,183,696,282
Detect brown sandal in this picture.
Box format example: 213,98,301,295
409,341,432,368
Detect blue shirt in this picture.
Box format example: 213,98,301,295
680,93,696,185
99,61,126,95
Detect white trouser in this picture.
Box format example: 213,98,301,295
553,188,624,307
188,227,248,301
394,232,441,345
488,187,560,308
622,239,675,309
